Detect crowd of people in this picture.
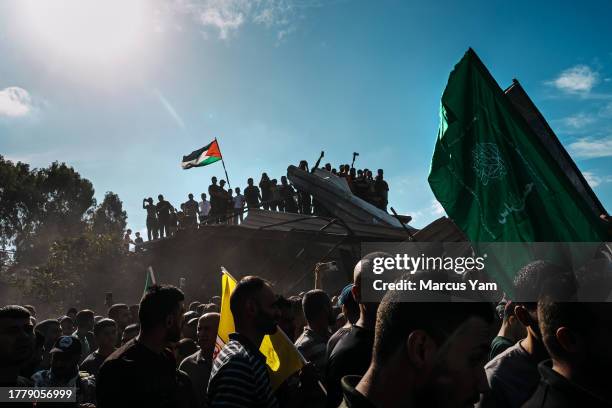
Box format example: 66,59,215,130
139,160,391,243
2,253,610,407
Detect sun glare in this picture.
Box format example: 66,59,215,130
21,0,148,65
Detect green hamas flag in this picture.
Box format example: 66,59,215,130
428,49,608,243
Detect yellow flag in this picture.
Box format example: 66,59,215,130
215,268,304,390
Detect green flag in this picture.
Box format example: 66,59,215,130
428,48,608,244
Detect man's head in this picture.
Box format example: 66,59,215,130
59,316,74,336
512,260,576,340
201,193,207,200
94,318,117,352
66,307,77,321
324,163,332,171
75,309,94,332
49,336,81,382
24,305,36,317
36,319,62,347
499,300,525,342
211,176,217,184
281,176,288,185
147,197,153,204
219,180,226,188
338,284,360,324
189,301,201,313
248,178,254,186
538,300,612,382
108,304,131,329
135,232,141,238
370,288,494,408
158,194,164,201
302,289,334,329
139,284,185,342
352,252,391,325
197,313,220,356
235,187,241,194
188,193,194,200
182,316,198,341
377,169,384,177
121,323,140,345
230,276,280,336
126,229,132,236
0,305,34,367
276,296,296,342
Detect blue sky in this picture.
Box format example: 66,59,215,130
1,0,611,235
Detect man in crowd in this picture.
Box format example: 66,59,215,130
35,319,62,370
0,305,34,387
32,335,96,405
489,300,525,360
97,284,194,408
207,276,281,408
218,180,229,222
60,315,75,336
123,229,134,252
326,253,385,407
73,309,95,364
143,197,159,241
373,169,389,211
338,277,494,408
179,312,220,408
121,323,139,346
199,193,211,225
66,307,78,321
108,303,131,346
479,261,576,408
244,177,261,210
328,284,359,355
233,187,245,224
181,316,198,341
184,193,199,228
156,194,172,238
134,231,144,251
208,177,221,223
522,299,612,407
280,176,298,213
295,290,334,378
80,318,117,376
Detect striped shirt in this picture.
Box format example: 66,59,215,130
207,333,278,408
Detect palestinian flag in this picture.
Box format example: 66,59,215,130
181,139,222,169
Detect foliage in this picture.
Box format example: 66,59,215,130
0,156,140,315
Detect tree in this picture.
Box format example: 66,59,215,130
92,192,128,237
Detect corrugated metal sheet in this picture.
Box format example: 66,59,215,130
241,209,411,240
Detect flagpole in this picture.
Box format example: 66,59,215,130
215,137,231,189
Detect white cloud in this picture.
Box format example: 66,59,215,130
173,0,307,41
430,199,446,216
562,113,596,129
582,171,612,188
568,137,612,159
549,65,599,94
0,87,32,117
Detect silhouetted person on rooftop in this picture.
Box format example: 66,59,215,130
259,173,272,211
244,178,261,211
143,197,158,241
184,193,199,229
208,176,222,224
280,176,298,213
156,194,172,238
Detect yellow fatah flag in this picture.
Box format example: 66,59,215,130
215,268,304,390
